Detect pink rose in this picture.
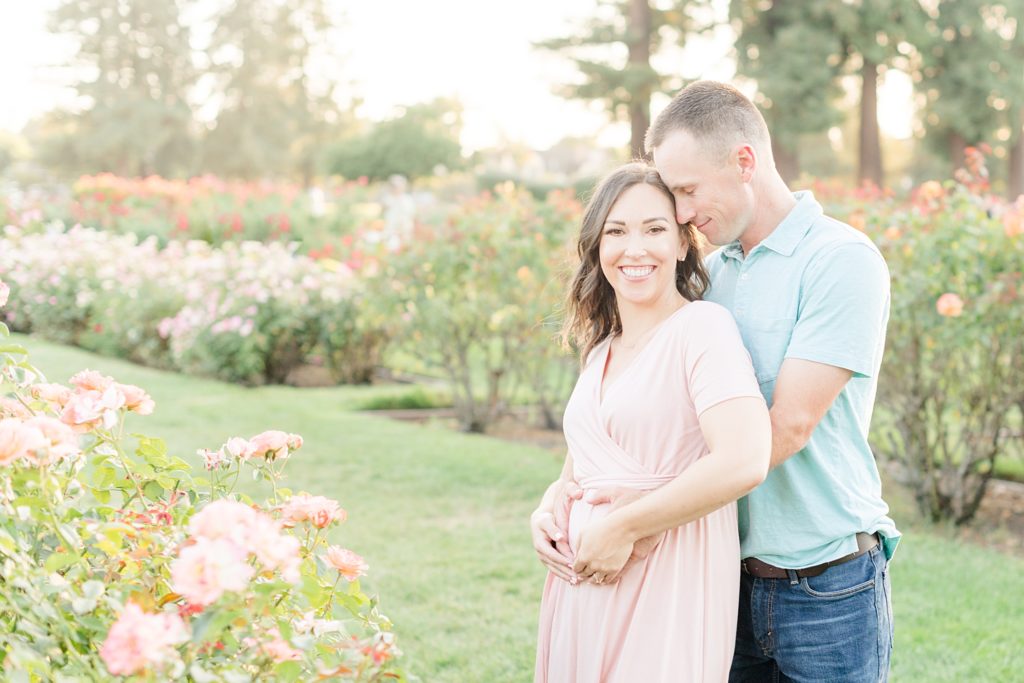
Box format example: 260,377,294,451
23,416,80,464
188,499,260,546
260,628,303,663
323,546,368,581
99,603,187,676
223,436,256,461
60,386,126,431
936,292,964,317
280,494,346,529
246,513,301,583
0,397,32,419
170,538,254,607
69,369,114,392
0,280,8,307
199,447,227,470
0,418,47,466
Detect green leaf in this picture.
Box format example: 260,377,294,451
93,465,116,488
0,344,28,354
274,661,303,682
44,551,79,572
143,480,165,499
191,608,237,644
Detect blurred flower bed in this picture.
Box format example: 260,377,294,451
0,227,383,386
5,173,381,255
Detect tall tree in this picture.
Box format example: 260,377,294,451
48,0,197,177
324,99,465,181
829,0,923,187
914,1,1023,176
203,0,347,181
536,1,708,160
731,1,843,182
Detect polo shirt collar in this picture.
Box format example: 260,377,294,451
717,191,823,261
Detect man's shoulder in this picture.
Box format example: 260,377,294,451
802,213,882,258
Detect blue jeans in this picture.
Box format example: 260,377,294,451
730,545,893,683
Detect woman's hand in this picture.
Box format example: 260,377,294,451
571,515,633,585
530,479,582,582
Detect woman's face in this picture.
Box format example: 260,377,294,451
598,183,687,309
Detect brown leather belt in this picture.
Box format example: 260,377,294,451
741,533,879,580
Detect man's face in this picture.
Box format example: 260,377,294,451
652,129,753,248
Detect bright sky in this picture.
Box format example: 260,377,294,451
0,1,913,152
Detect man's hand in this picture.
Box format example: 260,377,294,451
584,486,663,563
530,479,582,582
572,515,633,585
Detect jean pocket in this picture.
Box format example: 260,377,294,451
798,553,877,599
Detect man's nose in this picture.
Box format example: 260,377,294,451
676,202,695,225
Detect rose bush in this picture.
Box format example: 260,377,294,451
0,226,384,386
61,174,378,252
822,152,1024,524
0,285,403,680
373,183,579,432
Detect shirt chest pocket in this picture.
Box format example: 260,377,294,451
742,316,795,385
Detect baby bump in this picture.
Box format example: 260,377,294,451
566,498,615,555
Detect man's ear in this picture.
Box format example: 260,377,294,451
735,144,756,182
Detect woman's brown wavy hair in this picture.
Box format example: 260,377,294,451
562,162,710,362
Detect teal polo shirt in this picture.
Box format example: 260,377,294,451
704,191,900,568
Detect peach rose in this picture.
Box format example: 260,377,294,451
116,383,155,415
29,383,73,409
936,292,965,317
249,430,302,460
280,494,346,529
323,546,368,581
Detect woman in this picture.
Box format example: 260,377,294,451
533,163,771,682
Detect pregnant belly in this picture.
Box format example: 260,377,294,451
566,498,613,555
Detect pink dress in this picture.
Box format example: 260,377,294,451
535,301,764,683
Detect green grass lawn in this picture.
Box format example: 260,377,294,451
18,335,1024,682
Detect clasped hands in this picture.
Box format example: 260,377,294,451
530,482,662,586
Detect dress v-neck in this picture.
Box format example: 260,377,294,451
598,302,693,406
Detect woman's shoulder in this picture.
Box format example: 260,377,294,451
669,299,737,330
663,300,743,350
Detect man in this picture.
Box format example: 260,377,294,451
530,81,899,682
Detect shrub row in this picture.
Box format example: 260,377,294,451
0,226,383,386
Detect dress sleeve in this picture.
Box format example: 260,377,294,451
683,303,765,417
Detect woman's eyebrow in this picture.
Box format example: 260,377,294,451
604,217,671,225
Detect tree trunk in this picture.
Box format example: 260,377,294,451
772,137,800,184
627,0,652,160
949,132,967,173
858,58,884,188
1008,113,1024,201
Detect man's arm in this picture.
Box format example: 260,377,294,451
768,358,851,468
572,395,770,582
